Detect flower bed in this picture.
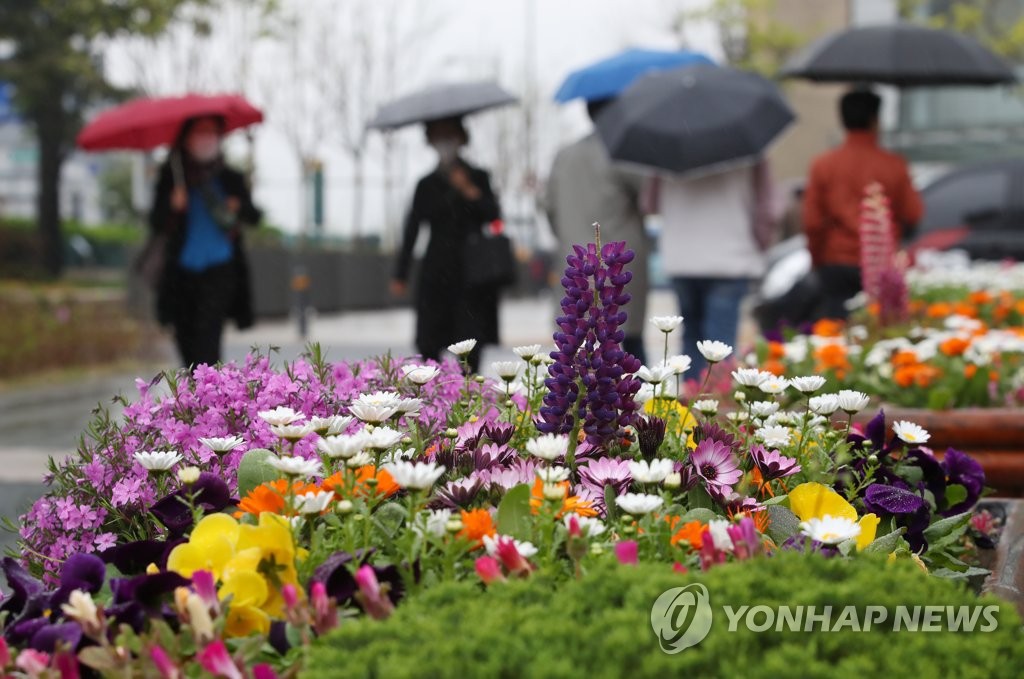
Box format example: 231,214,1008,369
2,242,1016,677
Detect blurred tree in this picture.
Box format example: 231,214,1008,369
900,0,1024,61
0,0,204,276
99,158,138,224
674,0,805,75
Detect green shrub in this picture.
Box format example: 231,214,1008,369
306,553,1024,679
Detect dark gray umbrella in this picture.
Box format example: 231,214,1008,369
594,64,795,175
367,81,518,130
781,23,1017,86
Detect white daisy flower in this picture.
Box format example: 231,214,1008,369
382,460,446,490
402,365,441,385
628,459,675,484
134,450,182,472
692,399,719,415
198,436,245,454
295,490,335,515
666,354,692,375
268,456,322,478
836,390,870,414
748,401,780,418
614,493,664,515
536,466,571,483
707,519,734,552
650,315,684,333
525,434,569,461
448,339,477,356
809,394,840,416
513,344,543,360
697,340,733,363
317,432,369,459
756,425,791,448
892,420,931,445
758,376,790,395
364,426,404,451
258,407,305,427
492,361,522,381
800,515,861,544
271,423,316,442
732,368,769,387
790,375,827,393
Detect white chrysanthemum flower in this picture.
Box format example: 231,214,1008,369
790,375,827,393
513,344,543,360
317,432,369,459
650,315,684,333
364,426,404,451
628,458,675,484
382,460,446,489
536,466,571,483
800,515,861,544
258,407,305,426
783,340,809,363
177,466,201,485
692,399,719,416
380,447,416,465
614,493,664,515
732,368,769,387
748,401,780,418
563,513,606,537
525,434,569,461
402,364,441,385
756,425,791,448
726,411,749,423
492,361,522,381
394,398,423,417
295,490,335,515
482,534,538,558
448,339,477,356
134,450,183,472
758,376,790,395
892,420,931,445
809,394,840,416
707,519,734,552
697,340,733,363
636,363,674,385
414,509,453,538
268,456,322,478
309,415,354,436
666,354,692,375
837,390,870,414
346,452,374,468
198,436,245,453
271,423,316,442
350,391,403,423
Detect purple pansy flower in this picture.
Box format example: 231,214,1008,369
942,448,985,515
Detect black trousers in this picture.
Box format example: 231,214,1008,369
814,265,862,321
170,262,237,368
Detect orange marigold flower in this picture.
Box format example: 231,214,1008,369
671,521,706,549
939,337,970,357
321,466,400,500
234,479,311,518
891,350,919,368
767,341,786,360
893,365,918,388
812,318,844,337
964,364,978,379
927,302,953,319
914,365,942,388
814,343,850,374
953,302,977,318
762,359,787,377
458,508,496,547
529,478,598,518
969,290,993,305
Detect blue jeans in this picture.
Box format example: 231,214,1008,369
670,276,750,377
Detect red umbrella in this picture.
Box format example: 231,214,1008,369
77,93,263,151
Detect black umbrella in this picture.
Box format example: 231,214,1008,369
594,64,795,175
368,81,517,130
781,23,1017,86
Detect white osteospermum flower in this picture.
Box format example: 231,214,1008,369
748,401,780,418
402,364,441,385
346,452,374,468
382,461,446,490
563,513,606,538
271,423,316,442
525,434,569,461
628,459,675,484
800,515,861,544
513,344,543,360
268,456,323,478
448,339,477,356
650,315,684,333
309,415,354,436
258,407,305,426
350,391,403,423
295,490,335,515
837,390,871,414
380,447,417,465
732,368,769,387
317,432,369,459
364,426,404,451
790,375,827,393
492,361,522,381
394,398,423,417
614,493,664,515
134,450,183,472
636,363,674,385
758,376,790,395
199,436,245,454
666,354,692,375
707,519,734,552
482,534,538,558
756,425,791,448
415,509,453,538
536,466,571,483
697,340,733,363
809,394,840,416
693,399,719,415
892,420,931,445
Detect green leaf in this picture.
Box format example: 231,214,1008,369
931,566,991,580
766,505,800,545
838,537,858,556
497,484,533,541
373,502,406,537
944,484,968,510
687,485,715,512
761,494,789,506
927,387,955,410
679,508,718,524
863,527,906,554
604,484,618,523
923,511,972,545
236,448,279,497
78,647,119,671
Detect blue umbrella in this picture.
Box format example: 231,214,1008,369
554,48,714,103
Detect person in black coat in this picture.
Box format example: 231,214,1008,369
147,115,261,368
390,117,502,372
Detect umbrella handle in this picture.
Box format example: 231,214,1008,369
170,150,186,188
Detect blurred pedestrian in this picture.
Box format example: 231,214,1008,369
650,160,776,376
802,89,923,319
546,98,649,364
390,117,502,372
148,115,260,368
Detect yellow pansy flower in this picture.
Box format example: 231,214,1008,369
224,604,271,637
789,482,879,551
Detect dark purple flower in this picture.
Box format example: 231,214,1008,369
537,240,642,448
150,473,233,536
0,557,45,616
942,448,985,515
50,552,107,609
847,409,892,456
779,534,839,558
863,484,925,516
711,489,762,515
30,622,82,653
634,416,666,461
692,422,738,452
749,445,801,482
431,478,484,510
111,571,190,611
310,549,403,611
690,438,742,491
482,422,515,446
101,539,184,576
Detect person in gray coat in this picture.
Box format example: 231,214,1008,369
545,98,650,364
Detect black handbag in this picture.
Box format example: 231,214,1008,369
462,231,517,289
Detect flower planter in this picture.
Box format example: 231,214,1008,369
982,499,1024,618
861,407,1024,497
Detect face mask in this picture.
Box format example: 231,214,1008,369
187,134,221,162
431,139,460,164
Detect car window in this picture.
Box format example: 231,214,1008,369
921,171,1010,232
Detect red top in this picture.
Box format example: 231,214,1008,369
802,131,923,267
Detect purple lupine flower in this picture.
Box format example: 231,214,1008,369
749,445,801,482
690,438,742,492
877,268,909,327
537,240,642,447
578,457,632,497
